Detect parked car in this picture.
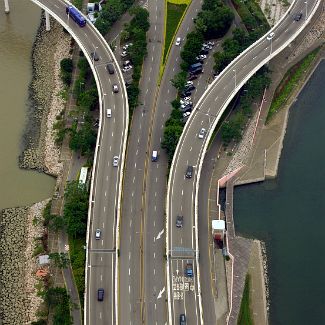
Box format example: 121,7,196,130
122,43,133,51
180,91,192,98
185,84,195,92
198,128,206,139
113,156,119,167
121,51,128,57
188,74,198,81
207,41,215,46
200,49,209,55
199,54,207,60
176,215,183,228
186,81,194,86
183,111,191,118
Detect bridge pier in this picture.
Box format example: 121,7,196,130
45,11,50,31
4,0,9,14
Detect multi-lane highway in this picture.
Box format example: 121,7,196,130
167,0,320,324
29,1,128,325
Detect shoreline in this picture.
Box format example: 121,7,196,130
0,15,72,324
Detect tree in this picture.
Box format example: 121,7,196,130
171,71,187,93
49,252,70,269
181,31,204,66
161,124,183,163
129,6,150,32
60,58,73,73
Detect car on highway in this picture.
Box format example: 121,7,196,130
185,263,193,277
294,12,303,21
198,128,206,139
175,37,181,46
106,63,115,74
266,32,275,40
91,51,99,61
176,215,183,228
113,156,119,167
185,165,193,179
97,288,104,301
180,314,186,325
95,229,101,239
151,150,158,162
112,84,119,93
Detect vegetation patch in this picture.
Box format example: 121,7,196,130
237,274,253,325
267,48,320,122
163,3,187,63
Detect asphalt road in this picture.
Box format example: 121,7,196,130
29,1,129,324
167,0,319,324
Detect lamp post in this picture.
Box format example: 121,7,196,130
304,1,308,20
233,69,237,90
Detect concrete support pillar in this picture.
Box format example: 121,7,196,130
4,0,10,14
45,11,50,31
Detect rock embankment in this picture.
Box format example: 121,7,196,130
19,15,71,176
0,200,49,324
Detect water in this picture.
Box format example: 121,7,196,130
234,60,325,324
0,1,56,210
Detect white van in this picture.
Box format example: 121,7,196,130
106,108,112,118
152,150,158,162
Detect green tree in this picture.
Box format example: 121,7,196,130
181,31,204,66
49,252,70,269
60,58,73,73
162,124,183,163
171,71,187,93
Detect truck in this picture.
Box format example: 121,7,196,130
212,219,225,248
66,6,86,27
189,62,203,74
185,263,193,277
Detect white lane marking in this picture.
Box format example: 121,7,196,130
129,268,130,276
129,252,131,260
156,229,165,240
157,287,165,299
101,274,103,281
181,189,184,196
154,252,156,259
214,96,219,102
109,145,111,151
129,285,131,293
133,176,135,183
134,162,137,169
104,206,106,212
105,191,107,197
102,222,105,228
154,269,156,275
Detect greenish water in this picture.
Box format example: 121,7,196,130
0,1,56,210
234,60,325,324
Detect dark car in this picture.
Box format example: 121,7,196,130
188,74,198,81
200,49,209,55
180,314,186,325
185,263,193,277
91,51,99,61
185,84,195,92
106,63,115,74
180,103,193,112
185,165,193,179
176,215,183,228
97,288,104,301
180,90,191,98
195,58,204,64
294,12,303,21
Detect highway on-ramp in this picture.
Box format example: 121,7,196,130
29,1,128,325
166,0,320,324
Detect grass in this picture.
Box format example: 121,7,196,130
72,0,83,10
237,274,253,325
69,236,86,311
266,47,320,122
163,3,187,63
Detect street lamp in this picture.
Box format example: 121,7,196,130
304,1,308,20
233,69,237,90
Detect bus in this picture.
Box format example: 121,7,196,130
66,6,86,27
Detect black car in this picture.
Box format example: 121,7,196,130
195,58,204,64
97,288,104,301
185,165,193,178
200,49,209,55
180,103,193,112
294,12,303,21
188,74,198,81
180,314,186,325
176,215,183,228
185,84,195,92
91,51,99,61
180,90,191,98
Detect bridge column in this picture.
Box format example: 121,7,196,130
4,0,9,14
45,11,50,31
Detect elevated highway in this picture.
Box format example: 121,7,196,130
166,0,321,324
29,1,128,324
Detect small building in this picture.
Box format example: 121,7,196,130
38,254,50,265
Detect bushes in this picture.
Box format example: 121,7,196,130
60,58,73,86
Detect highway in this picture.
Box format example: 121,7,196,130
166,0,320,324
29,1,128,325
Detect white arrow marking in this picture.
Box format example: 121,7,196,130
156,229,164,240
157,287,165,300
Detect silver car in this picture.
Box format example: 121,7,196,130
95,229,101,240
113,156,119,167
198,128,206,139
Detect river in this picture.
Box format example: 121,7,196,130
0,1,55,211
234,59,325,324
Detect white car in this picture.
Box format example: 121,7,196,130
183,111,191,118
175,37,181,46
207,41,215,46
266,32,275,40
95,229,101,240
198,128,206,139
113,156,119,167
122,66,132,73
183,96,191,102
112,84,119,93
186,81,194,86
199,54,207,60
121,51,128,57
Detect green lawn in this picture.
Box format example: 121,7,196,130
237,274,253,325
267,48,320,122
163,3,187,63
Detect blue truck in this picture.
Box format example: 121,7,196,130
66,6,87,27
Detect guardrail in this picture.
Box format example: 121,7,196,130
29,1,129,324
166,0,321,323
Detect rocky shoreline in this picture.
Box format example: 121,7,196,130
0,14,72,324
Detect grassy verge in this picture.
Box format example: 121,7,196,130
69,237,86,311
163,3,187,63
267,47,320,122
72,0,83,10
238,274,253,325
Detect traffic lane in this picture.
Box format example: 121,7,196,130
89,252,115,325
170,259,199,325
